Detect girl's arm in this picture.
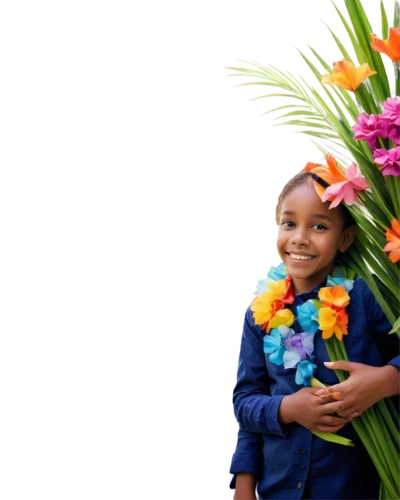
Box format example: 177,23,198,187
232,308,287,437
233,473,257,500
229,425,262,493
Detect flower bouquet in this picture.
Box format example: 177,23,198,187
228,0,400,497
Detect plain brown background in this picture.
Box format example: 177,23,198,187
0,0,396,498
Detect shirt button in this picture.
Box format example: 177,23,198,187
299,449,306,455
300,465,305,470
297,482,302,489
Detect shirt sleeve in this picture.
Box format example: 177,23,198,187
229,425,263,489
362,282,400,369
232,307,287,436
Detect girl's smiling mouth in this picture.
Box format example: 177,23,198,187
286,252,316,262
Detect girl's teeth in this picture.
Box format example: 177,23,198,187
290,254,313,260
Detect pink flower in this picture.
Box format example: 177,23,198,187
382,97,400,126
321,163,369,208
352,114,392,150
373,147,400,176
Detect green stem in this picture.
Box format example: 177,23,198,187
386,398,400,428
377,399,400,447
351,416,398,498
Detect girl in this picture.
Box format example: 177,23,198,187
229,171,400,500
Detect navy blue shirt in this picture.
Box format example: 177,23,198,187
230,278,400,500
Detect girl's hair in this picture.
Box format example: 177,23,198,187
275,171,355,229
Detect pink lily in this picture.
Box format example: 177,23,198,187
321,163,369,208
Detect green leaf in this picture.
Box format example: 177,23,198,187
323,23,355,64
389,316,400,334
309,377,327,388
312,430,355,447
395,0,400,28
272,110,322,120
331,1,367,64
381,0,389,39
274,119,332,130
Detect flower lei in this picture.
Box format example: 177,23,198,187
251,263,356,386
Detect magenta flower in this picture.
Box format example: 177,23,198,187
382,97,400,126
373,147,400,176
321,163,369,208
352,113,393,150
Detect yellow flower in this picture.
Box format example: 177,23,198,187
321,59,376,92
318,307,348,341
267,309,295,333
318,285,350,309
250,292,277,326
264,279,288,302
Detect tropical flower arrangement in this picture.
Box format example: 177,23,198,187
228,0,400,497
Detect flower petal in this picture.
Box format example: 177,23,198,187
283,350,301,369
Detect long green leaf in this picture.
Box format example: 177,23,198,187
395,0,400,28
324,22,355,63
332,1,367,64
274,119,333,130
381,0,389,39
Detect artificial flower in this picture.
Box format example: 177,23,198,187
318,307,349,340
321,59,376,92
264,276,294,304
373,147,400,176
297,299,321,333
283,330,315,368
250,293,284,327
319,285,350,310
371,28,400,62
263,329,286,365
267,263,288,281
326,275,354,292
383,219,400,263
267,308,295,333
295,360,317,386
321,162,369,208
254,263,289,295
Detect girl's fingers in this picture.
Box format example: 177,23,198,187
318,391,342,401
315,424,346,434
320,399,353,414
319,414,352,427
336,406,360,418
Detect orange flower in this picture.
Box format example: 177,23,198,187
383,219,400,263
304,155,346,185
318,285,350,310
303,155,348,200
371,28,400,62
321,59,376,92
318,307,349,341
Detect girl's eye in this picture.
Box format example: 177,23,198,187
282,221,295,227
313,223,327,231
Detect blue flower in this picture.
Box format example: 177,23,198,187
295,360,317,386
263,329,286,365
297,299,320,333
254,264,288,295
267,263,288,281
327,275,354,292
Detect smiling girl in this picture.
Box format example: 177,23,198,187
229,171,400,500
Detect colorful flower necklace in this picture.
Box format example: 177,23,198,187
251,263,356,386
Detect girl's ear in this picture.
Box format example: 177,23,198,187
338,225,356,252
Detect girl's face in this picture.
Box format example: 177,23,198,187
276,179,355,294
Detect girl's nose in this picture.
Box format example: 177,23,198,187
291,229,310,246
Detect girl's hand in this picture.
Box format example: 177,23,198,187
314,361,400,418
278,387,354,433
